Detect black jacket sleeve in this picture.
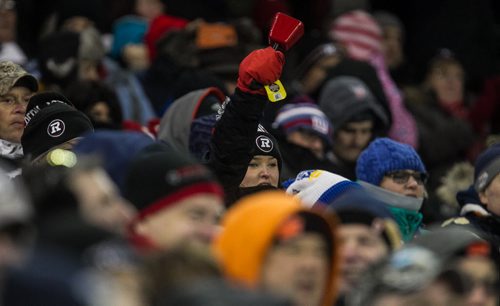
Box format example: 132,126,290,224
207,88,267,206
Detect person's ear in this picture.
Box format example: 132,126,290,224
478,190,489,207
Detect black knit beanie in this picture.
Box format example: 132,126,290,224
21,92,94,160
251,127,282,172
124,142,224,220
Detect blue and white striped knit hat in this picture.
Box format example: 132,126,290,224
285,169,361,207
272,103,333,147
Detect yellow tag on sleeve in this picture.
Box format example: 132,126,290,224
264,80,287,102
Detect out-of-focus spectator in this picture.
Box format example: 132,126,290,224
373,10,415,87
37,27,106,92
329,9,418,148
291,42,392,125
144,243,291,306
0,163,34,271
73,130,155,195
124,142,224,253
350,226,487,306
328,188,402,306
5,157,126,306
403,50,476,220
109,15,150,72
65,80,124,130
272,102,338,180
213,190,340,306
444,144,500,264
0,0,27,64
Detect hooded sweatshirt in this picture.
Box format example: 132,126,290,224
212,191,340,306
157,87,225,154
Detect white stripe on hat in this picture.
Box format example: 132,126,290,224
333,13,382,37
332,30,382,53
274,106,328,124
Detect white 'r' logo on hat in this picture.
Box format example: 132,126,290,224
256,135,273,153
47,119,65,137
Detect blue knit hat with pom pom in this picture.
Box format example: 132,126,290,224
356,138,426,186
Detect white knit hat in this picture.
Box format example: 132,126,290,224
285,169,360,207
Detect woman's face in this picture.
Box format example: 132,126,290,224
239,155,279,188
427,61,464,104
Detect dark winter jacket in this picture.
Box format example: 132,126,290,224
208,89,278,206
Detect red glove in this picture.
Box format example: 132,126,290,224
236,46,285,95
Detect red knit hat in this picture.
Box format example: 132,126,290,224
144,14,189,60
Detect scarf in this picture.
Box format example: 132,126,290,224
0,139,23,159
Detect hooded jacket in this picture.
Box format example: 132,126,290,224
157,87,225,155
212,191,340,306
318,76,389,136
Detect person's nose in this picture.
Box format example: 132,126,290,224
13,99,27,114
405,175,419,189
310,138,323,152
341,239,359,262
467,285,490,306
195,221,219,244
259,166,270,178
353,132,367,147
299,251,325,272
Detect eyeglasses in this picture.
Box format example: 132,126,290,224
385,170,428,185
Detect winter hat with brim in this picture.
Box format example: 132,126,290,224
474,144,500,192
0,61,38,96
124,142,223,221
21,92,94,160
356,137,426,186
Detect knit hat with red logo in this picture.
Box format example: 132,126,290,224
21,92,94,160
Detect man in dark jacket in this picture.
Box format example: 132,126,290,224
445,144,500,263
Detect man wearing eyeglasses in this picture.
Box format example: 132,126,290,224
355,137,428,242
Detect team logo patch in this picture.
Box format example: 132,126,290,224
47,119,65,137
256,135,273,153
